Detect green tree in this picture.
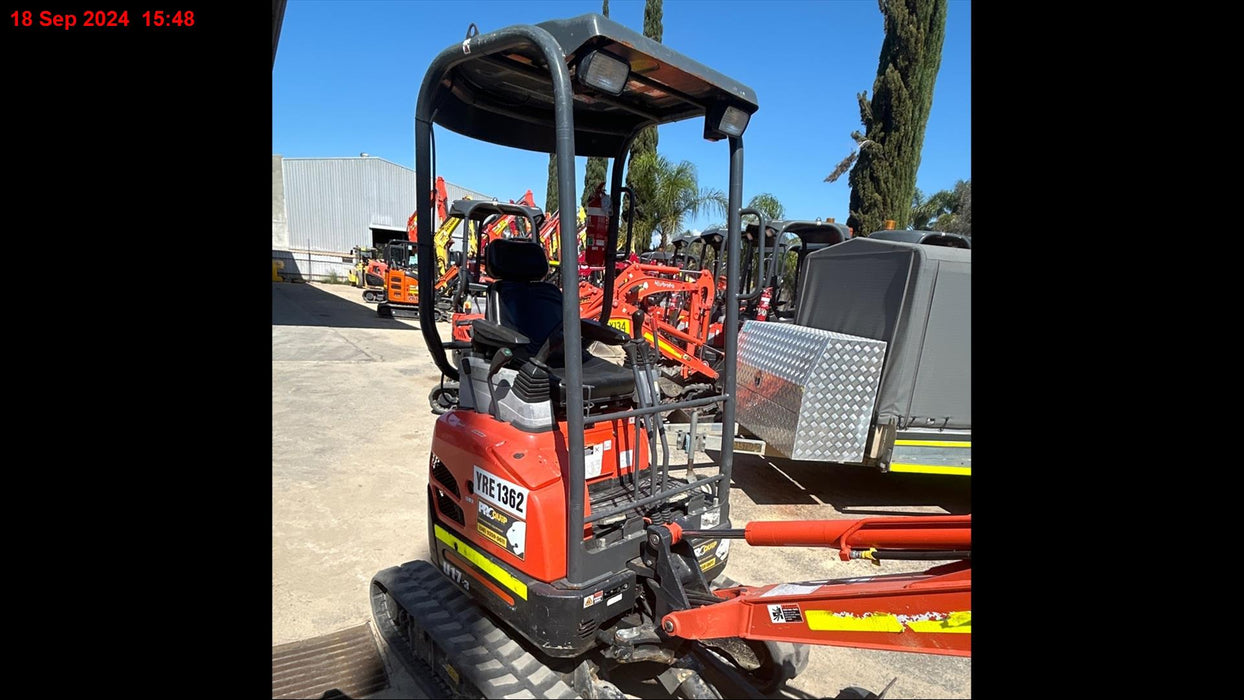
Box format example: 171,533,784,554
930,179,970,235
830,0,948,236
545,153,558,214
707,193,786,231
582,0,612,207
627,151,725,254
910,187,955,230
625,0,663,201
745,193,785,223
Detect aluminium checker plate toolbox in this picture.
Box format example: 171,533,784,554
736,321,886,462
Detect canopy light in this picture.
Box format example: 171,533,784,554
717,106,749,136
704,101,752,141
578,50,630,96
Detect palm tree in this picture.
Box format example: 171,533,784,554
706,193,787,231
910,187,954,230
626,151,725,253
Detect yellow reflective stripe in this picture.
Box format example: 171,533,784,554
894,440,971,447
889,463,972,476
906,611,971,633
805,611,904,632
805,610,971,633
434,524,528,600
642,332,682,358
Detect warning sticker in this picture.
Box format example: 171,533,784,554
585,443,604,479
698,556,717,572
767,604,804,624
583,590,603,608
477,500,526,559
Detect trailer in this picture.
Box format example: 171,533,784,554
735,237,970,476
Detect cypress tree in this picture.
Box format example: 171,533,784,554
627,0,662,177
623,0,663,248
582,0,612,207
844,0,948,236
545,154,558,214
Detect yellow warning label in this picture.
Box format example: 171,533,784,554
698,556,717,571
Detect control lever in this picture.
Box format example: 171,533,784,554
488,347,513,380
486,347,513,420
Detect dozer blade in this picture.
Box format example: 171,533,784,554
377,303,421,320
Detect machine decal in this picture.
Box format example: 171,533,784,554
473,465,529,518
767,604,804,624
694,539,721,572
606,593,623,607
715,540,730,560
433,524,528,600
693,540,718,558
583,590,603,608
607,318,631,335
477,501,526,560
442,561,470,592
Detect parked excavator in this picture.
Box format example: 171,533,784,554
370,13,970,700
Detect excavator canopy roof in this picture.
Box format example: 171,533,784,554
426,13,759,156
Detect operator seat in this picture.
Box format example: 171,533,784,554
478,238,636,409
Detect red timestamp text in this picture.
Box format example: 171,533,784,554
9,10,195,29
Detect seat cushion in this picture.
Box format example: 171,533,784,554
550,355,636,400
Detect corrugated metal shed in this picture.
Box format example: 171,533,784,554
279,156,492,254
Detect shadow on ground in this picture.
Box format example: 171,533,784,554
272,281,417,331
724,451,970,515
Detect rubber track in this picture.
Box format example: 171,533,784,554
371,560,579,699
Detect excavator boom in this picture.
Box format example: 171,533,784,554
658,515,971,657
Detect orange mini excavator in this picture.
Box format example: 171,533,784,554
371,14,969,700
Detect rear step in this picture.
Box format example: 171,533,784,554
370,560,579,699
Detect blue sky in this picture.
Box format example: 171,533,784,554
273,0,970,234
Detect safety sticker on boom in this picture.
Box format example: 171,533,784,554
767,604,804,624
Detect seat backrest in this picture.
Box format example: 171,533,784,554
485,238,562,355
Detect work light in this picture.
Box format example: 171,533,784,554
577,51,630,96
704,101,752,141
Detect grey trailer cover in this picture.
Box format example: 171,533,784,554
795,238,970,431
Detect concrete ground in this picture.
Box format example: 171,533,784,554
273,281,971,699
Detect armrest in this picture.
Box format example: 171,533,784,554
581,319,630,346
471,319,530,350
